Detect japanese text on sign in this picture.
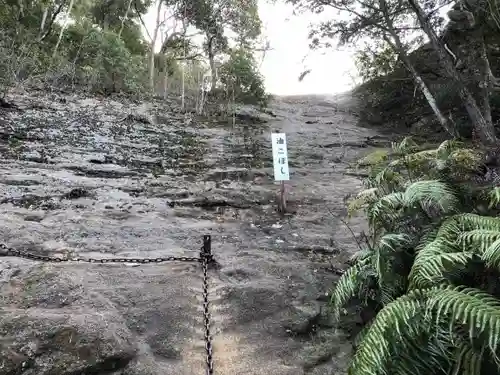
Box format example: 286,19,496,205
271,133,290,181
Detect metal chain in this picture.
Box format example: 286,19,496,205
202,254,214,374
0,238,216,374
0,243,200,263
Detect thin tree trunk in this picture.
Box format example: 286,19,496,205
181,5,187,110
409,62,458,137
149,0,163,94
163,70,168,99
39,6,49,37
378,0,456,137
39,1,65,41
207,36,217,91
407,0,497,145
479,39,493,126
52,0,74,59
118,0,133,38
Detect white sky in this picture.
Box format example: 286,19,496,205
143,1,361,96
257,1,359,95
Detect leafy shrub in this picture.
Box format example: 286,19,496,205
66,27,148,93
333,137,500,375
218,47,269,106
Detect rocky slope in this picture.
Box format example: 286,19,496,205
0,90,386,375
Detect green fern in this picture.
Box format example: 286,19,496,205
349,289,432,375
488,187,500,209
347,187,380,216
330,258,373,320
348,286,500,375
436,139,463,159
338,137,500,375
403,180,458,214
367,180,458,227
458,229,500,252
481,238,500,270
428,286,500,360
391,136,419,155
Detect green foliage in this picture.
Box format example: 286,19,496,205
218,47,268,106
355,42,401,82
334,137,500,375
67,28,148,93
0,0,268,104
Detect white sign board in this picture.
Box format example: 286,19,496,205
271,133,290,181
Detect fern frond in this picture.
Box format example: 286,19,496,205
389,330,451,375
377,233,412,252
353,318,374,350
436,214,500,243
367,191,405,225
428,286,500,358
330,259,372,320
373,233,412,303
373,167,404,189
457,229,500,253
453,213,500,231
410,236,462,288
436,139,463,159
415,226,439,253
403,180,458,214
349,289,431,375
348,187,380,216
388,149,436,168
488,187,500,209
449,338,485,375
350,248,372,263
392,136,419,155
410,247,474,289
481,238,500,270
448,148,483,171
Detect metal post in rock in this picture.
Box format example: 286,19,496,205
200,235,213,263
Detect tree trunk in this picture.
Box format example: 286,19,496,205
149,0,163,94
406,0,497,146
181,7,187,110
207,36,217,91
39,6,49,37
408,61,458,137
378,0,456,137
52,0,74,59
118,0,133,38
163,70,168,99
479,38,494,126
39,1,66,41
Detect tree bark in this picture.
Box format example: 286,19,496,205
479,38,493,126
406,0,497,146
163,70,168,99
39,6,49,37
408,59,458,137
207,36,217,91
149,0,163,94
39,1,65,41
52,0,74,59
118,0,134,38
378,0,456,137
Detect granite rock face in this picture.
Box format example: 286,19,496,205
0,92,376,374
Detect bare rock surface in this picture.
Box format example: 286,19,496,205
0,90,384,375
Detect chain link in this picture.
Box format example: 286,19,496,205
201,254,214,374
0,243,200,263
0,240,216,374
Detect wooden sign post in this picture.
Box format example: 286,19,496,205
271,133,290,213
